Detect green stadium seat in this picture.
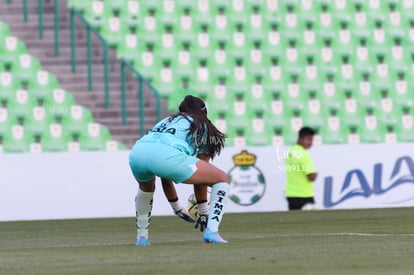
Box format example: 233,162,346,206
189,24,212,60
174,8,196,44
150,60,176,98
392,72,414,108
320,110,347,144
7,89,38,119
359,124,387,144
100,16,130,48
208,42,231,78
0,107,18,137
103,0,124,12
245,6,267,41
83,0,107,29
2,125,35,153
321,127,347,144
204,79,232,113
43,88,76,118
183,59,215,97
193,0,213,25
118,0,140,26
10,54,42,84
225,128,246,148
132,44,160,80
27,70,60,101
301,92,324,129
395,107,414,142
24,106,56,137
0,36,27,66
135,9,163,44
78,122,112,151
246,128,273,147
244,77,268,113
61,105,94,137
40,123,73,152
174,43,197,79
157,26,177,61
0,72,21,104
116,33,145,63
156,0,177,26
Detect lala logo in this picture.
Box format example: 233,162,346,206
324,156,414,207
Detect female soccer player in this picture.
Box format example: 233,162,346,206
129,95,229,246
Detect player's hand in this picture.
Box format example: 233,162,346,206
194,214,208,232
175,209,195,223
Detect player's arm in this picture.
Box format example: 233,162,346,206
307,173,317,182
161,178,195,223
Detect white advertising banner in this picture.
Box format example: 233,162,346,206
1,143,414,221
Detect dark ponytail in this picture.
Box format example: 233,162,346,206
170,95,226,158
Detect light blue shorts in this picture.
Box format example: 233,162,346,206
128,141,200,183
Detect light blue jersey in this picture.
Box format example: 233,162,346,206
139,115,205,156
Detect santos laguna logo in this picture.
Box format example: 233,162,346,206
324,156,414,208
228,150,266,206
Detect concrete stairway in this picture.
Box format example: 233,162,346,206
0,0,167,148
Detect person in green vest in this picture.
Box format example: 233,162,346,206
285,127,318,210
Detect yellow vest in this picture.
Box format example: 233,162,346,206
285,144,316,197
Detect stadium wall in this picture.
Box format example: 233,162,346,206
1,144,414,221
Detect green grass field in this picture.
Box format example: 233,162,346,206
1,207,413,275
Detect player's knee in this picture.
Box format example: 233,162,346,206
217,171,229,184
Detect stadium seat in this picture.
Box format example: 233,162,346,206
43,88,76,118
118,0,140,26
83,0,107,29
100,16,130,48
40,123,73,152
7,89,38,119
173,43,197,79
103,0,124,12
78,122,112,151
150,60,176,98
10,54,42,84
0,72,21,104
61,105,94,137
27,70,60,101
135,8,163,44
24,106,56,137
1,125,35,153
116,33,145,63
132,44,160,80
0,36,27,66
0,107,18,137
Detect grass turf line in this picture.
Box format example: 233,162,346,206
0,207,414,275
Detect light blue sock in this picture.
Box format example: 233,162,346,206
207,182,229,232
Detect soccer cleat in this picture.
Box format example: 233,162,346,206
203,228,228,244
175,208,195,223
136,236,150,247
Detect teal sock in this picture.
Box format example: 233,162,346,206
135,189,154,239
207,182,229,232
